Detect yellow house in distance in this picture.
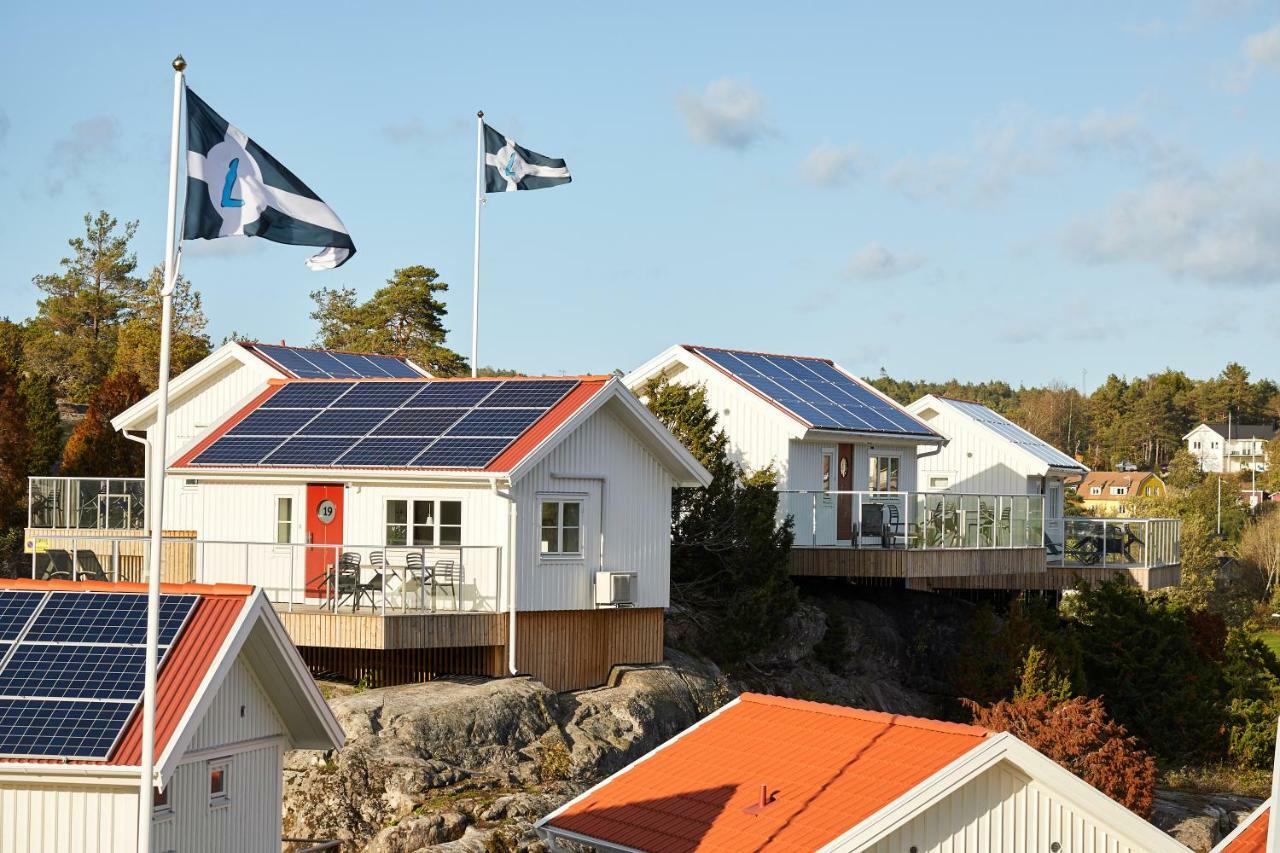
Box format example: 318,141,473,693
1075,471,1166,517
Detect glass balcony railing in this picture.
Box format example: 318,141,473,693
28,477,146,531
1044,517,1181,569
782,490,1045,550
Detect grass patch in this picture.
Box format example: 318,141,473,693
1257,630,1280,659
1160,763,1272,799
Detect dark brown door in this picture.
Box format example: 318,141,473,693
837,444,854,540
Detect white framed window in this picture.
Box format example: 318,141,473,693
275,496,293,545
1089,486,1102,496
1192,441,1201,450
153,782,173,818
208,759,230,807
929,476,952,489
540,500,583,557
1111,486,1128,496
385,499,463,547
868,455,900,492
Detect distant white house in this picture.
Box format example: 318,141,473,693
1184,422,1275,474
112,341,430,464
904,394,1089,519
0,578,343,853
623,344,947,547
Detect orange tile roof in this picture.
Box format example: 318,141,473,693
0,580,250,768
546,693,990,852
1222,806,1268,853
1077,471,1161,498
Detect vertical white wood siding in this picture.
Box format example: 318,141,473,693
512,402,675,611
146,360,275,459
151,744,282,853
861,761,1154,853
186,658,285,751
785,437,923,537
911,403,1036,496
0,779,137,852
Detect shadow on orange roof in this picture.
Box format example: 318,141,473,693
548,693,989,852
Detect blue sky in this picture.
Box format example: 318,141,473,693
2,2,1278,386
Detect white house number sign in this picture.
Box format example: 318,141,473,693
315,500,337,524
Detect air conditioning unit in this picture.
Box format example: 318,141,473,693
594,571,637,607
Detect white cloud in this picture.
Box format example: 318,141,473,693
799,142,864,187
677,78,770,150
381,116,469,146
843,243,925,280
1244,23,1280,73
45,115,120,197
1063,157,1280,286
885,107,1194,203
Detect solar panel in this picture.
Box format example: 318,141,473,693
0,699,136,760
692,347,937,437
0,591,199,761
946,399,1083,470
189,378,581,469
28,592,196,646
252,345,422,379
0,591,45,641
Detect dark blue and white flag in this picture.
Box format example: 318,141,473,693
483,124,571,193
183,88,355,269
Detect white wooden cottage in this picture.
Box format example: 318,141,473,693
623,345,1050,583
0,578,343,853
904,394,1089,519
149,374,709,691
537,693,1188,853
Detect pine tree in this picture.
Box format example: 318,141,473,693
25,212,141,400
640,377,797,665
112,265,212,388
310,265,469,376
60,372,146,477
18,374,63,475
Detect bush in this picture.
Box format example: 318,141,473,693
967,694,1157,817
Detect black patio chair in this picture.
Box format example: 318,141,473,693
357,569,385,611
884,503,904,547
427,560,458,609
330,552,362,610
73,550,110,582
41,549,74,581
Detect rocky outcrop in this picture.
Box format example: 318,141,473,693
1151,789,1262,852
283,653,726,852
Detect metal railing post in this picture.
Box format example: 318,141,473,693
112,538,119,583
810,493,817,547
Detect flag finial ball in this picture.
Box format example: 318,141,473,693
477,110,484,118
172,55,187,72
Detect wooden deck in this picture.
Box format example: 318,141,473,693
922,563,1181,593
277,605,665,693
789,546,1047,580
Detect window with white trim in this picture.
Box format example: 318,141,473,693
209,760,229,807
275,497,293,544
1111,486,1128,496
928,476,952,489
153,782,173,817
1089,486,1102,495
540,500,582,557
868,455,900,492
385,499,463,547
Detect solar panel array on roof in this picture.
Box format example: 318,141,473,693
691,347,937,437
189,378,580,469
250,344,423,379
0,590,197,760
944,398,1085,471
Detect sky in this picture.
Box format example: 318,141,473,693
2,2,1279,388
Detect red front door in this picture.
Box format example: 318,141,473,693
305,484,344,596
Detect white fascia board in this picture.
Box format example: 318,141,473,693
803,428,945,447
536,697,742,833
0,764,140,783
1211,796,1269,853
821,732,1190,853
620,344,693,391
1182,423,1213,441
167,467,499,486
112,342,271,433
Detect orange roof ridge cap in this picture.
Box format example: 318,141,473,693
737,693,991,737
0,578,254,598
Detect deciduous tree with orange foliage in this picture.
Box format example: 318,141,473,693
966,694,1157,817
60,371,146,477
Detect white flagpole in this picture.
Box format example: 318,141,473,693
471,110,483,379
137,53,185,853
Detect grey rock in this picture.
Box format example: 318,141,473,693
1151,788,1263,852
